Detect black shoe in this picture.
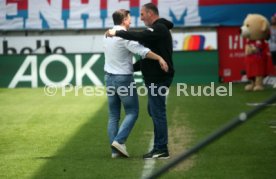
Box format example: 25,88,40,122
143,149,155,159
143,149,170,159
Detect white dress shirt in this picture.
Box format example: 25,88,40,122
103,25,150,74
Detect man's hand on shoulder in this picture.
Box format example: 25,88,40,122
105,29,116,37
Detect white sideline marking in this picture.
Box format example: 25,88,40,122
141,89,169,179
141,137,155,179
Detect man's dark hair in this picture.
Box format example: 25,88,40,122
112,9,130,25
143,3,159,15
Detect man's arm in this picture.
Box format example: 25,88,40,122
106,26,163,43
125,40,168,72
145,51,168,72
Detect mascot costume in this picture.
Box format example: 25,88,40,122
241,14,274,91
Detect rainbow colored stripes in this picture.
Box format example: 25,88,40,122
183,35,205,51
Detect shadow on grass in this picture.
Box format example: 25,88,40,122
31,102,110,178
32,102,143,179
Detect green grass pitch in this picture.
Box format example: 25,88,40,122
0,84,275,179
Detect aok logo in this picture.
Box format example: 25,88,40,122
9,54,103,88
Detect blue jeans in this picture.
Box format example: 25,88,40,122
105,73,139,153
146,78,173,152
